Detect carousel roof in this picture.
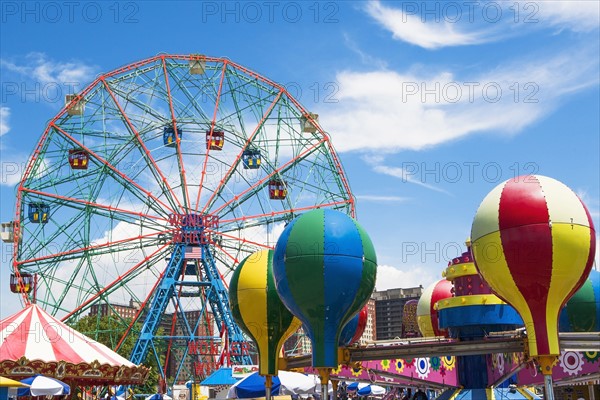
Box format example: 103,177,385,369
0,304,149,385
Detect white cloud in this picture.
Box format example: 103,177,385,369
364,1,598,50
1,161,26,187
537,1,600,32
576,189,600,214
321,50,598,153
0,107,10,137
1,52,97,88
364,0,499,49
0,153,28,187
373,164,451,195
355,194,409,203
376,264,438,291
343,33,388,69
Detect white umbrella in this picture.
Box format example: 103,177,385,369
227,371,320,398
357,384,386,396
18,375,70,396
278,371,320,395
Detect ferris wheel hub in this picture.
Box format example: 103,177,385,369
169,213,219,245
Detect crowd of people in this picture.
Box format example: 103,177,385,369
395,388,428,400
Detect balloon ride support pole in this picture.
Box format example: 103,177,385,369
331,380,339,400
538,356,556,400
543,375,555,400
265,375,273,400
318,368,330,400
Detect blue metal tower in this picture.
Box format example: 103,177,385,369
129,214,253,384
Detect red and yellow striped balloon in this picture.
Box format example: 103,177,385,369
471,175,595,368
417,279,453,337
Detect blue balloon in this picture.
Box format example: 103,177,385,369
339,314,360,346
273,209,377,367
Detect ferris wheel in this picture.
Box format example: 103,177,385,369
7,54,354,383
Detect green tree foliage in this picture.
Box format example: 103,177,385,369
69,313,165,394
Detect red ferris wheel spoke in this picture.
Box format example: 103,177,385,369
209,138,327,216
101,77,185,212
217,201,352,227
116,258,172,352
275,91,355,217
17,227,171,266
206,229,273,251
195,61,228,209
21,188,167,224
201,90,284,214
50,123,175,215
161,56,191,210
63,242,173,321
325,140,355,217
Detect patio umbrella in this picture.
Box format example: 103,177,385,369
0,377,28,388
346,382,364,391
227,373,282,399
17,375,70,396
227,371,319,398
0,376,29,400
357,385,386,396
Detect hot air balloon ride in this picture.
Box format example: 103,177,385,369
273,209,377,399
471,175,596,399
339,304,368,347
417,279,453,337
559,269,600,333
229,249,302,400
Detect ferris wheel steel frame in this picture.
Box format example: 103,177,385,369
10,54,355,384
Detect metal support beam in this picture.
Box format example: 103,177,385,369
201,244,253,365
284,332,600,370
130,244,185,365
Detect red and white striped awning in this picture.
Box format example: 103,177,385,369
0,304,135,367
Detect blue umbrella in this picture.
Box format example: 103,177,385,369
357,385,386,396
228,373,282,398
17,375,70,397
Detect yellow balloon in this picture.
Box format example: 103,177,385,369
229,249,301,375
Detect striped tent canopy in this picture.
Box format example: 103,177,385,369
0,304,149,385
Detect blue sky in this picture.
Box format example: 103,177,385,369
1,1,599,319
